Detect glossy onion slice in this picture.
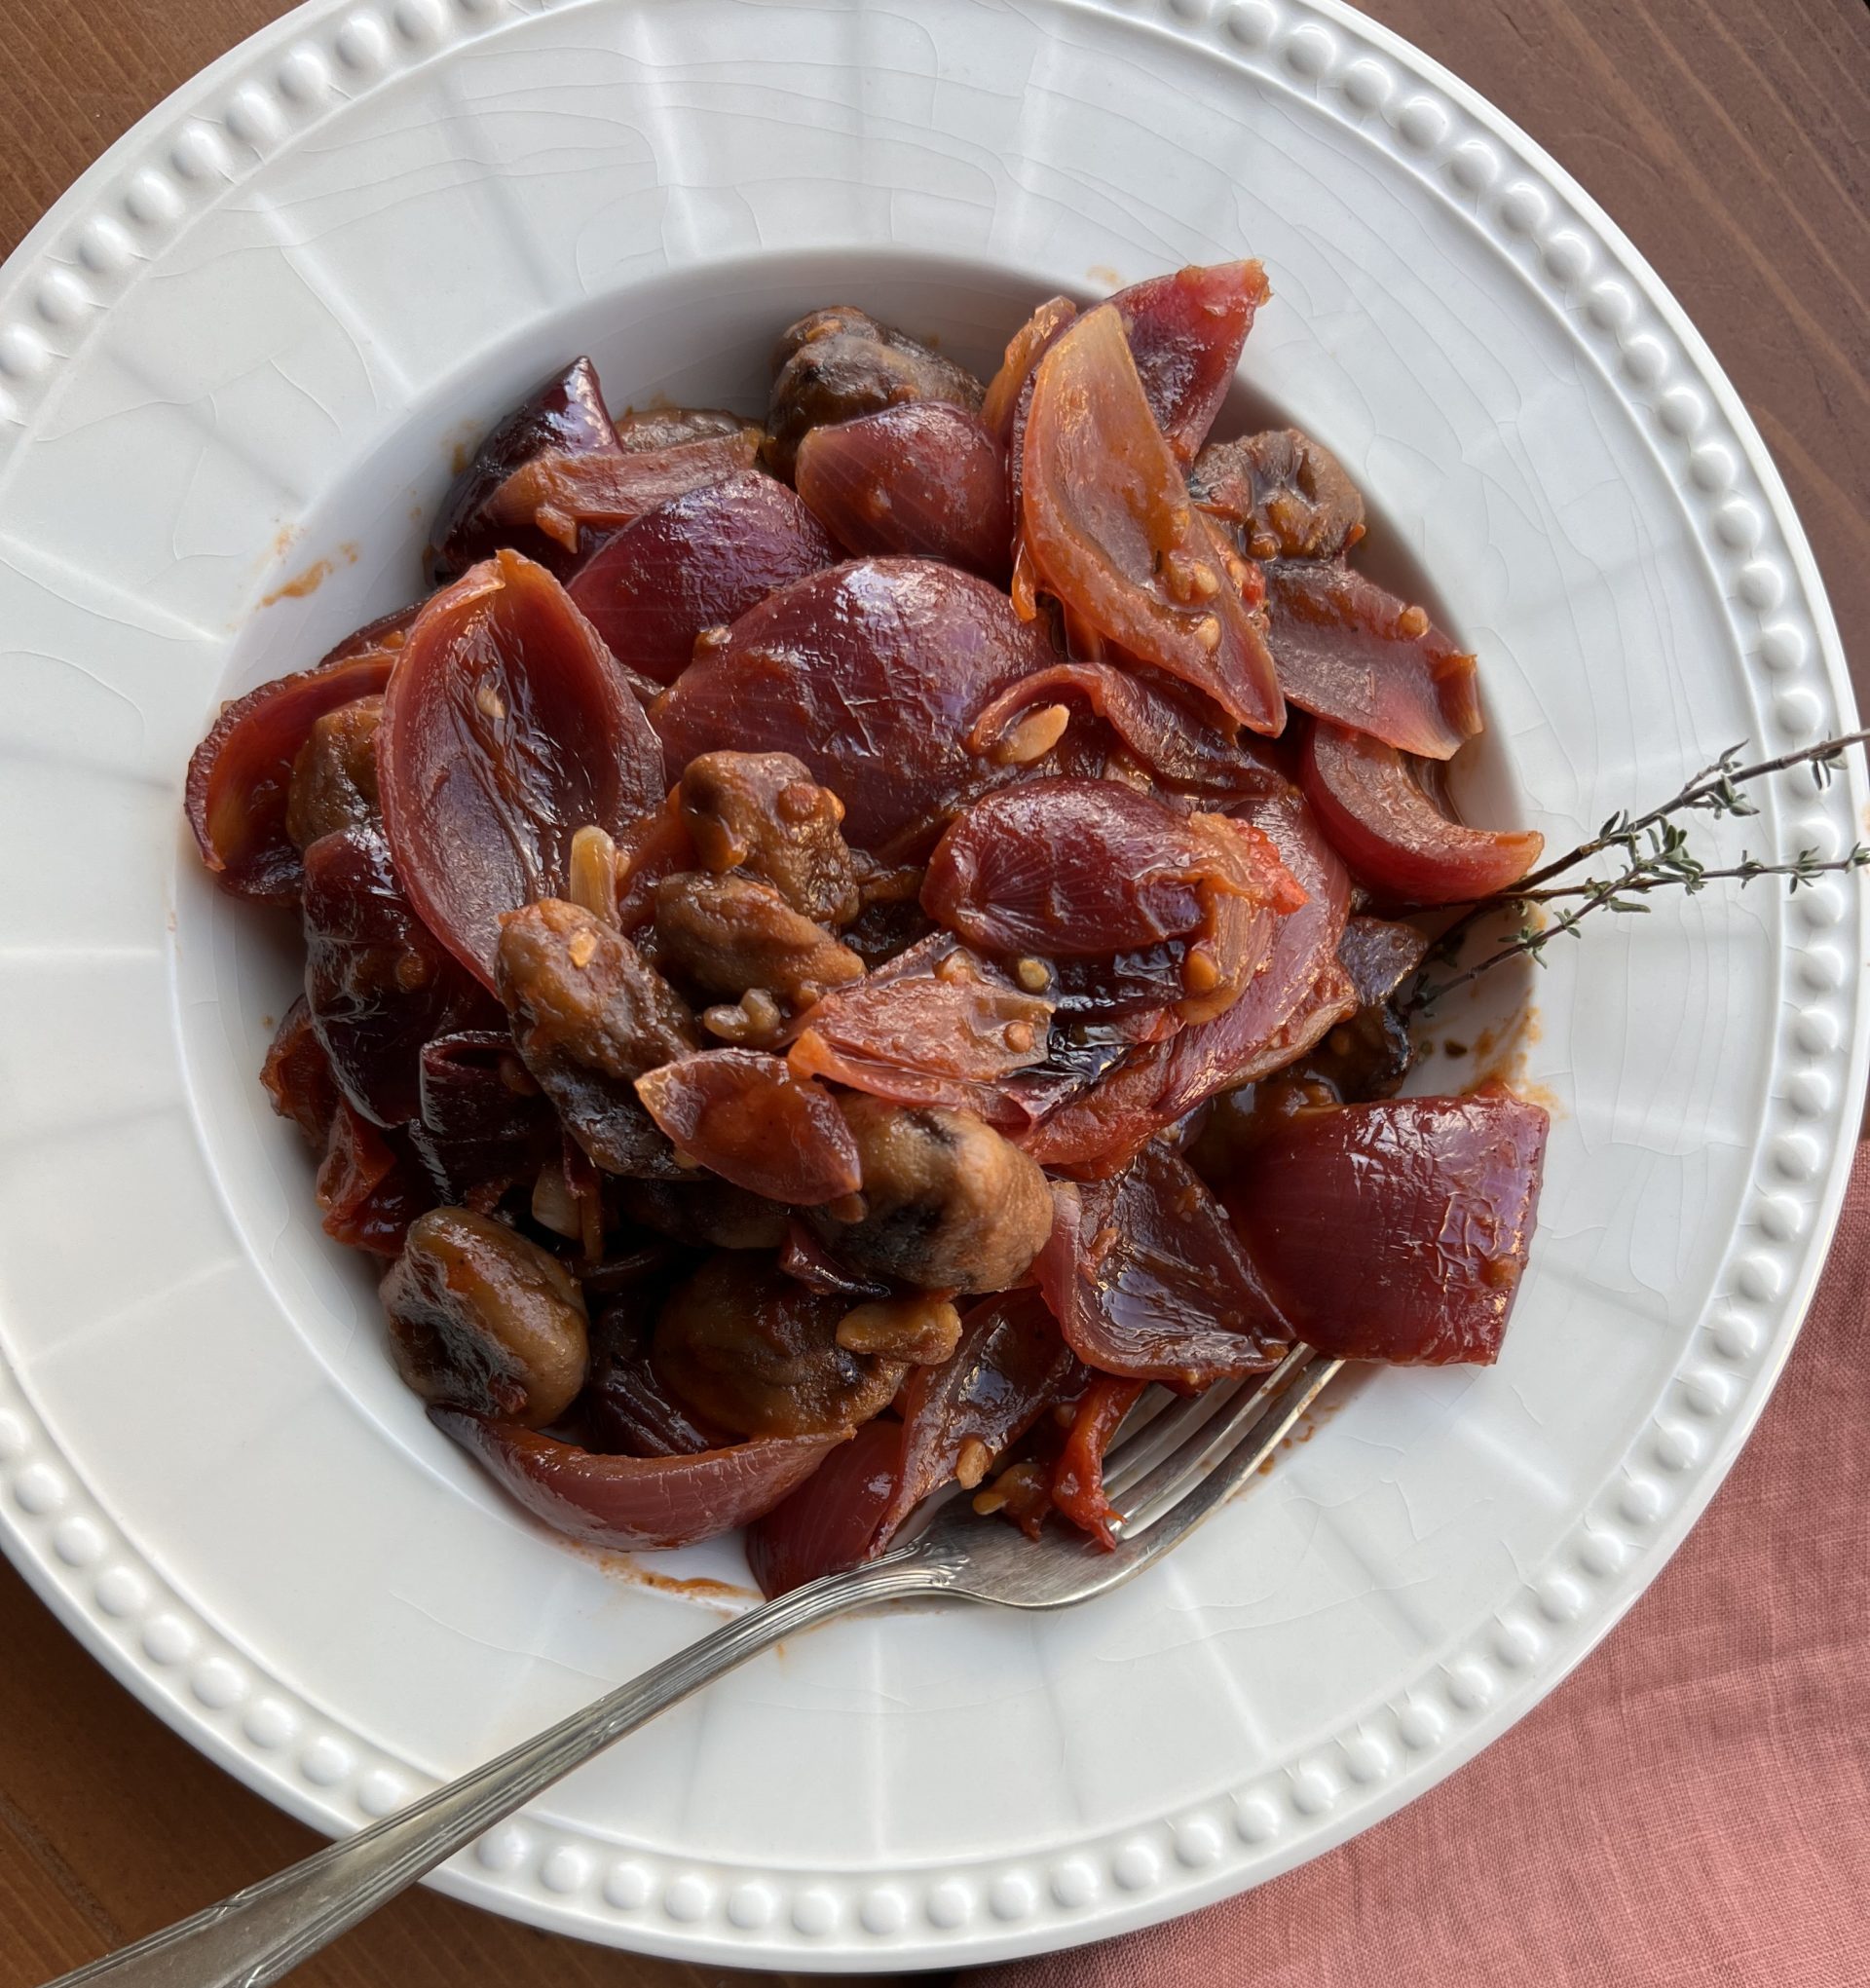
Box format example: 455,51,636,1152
1337,913,1431,1008
1051,1375,1145,1548
651,558,1054,854
1301,720,1543,904
565,471,837,685
479,427,763,570
261,996,341,1148
795,402,1013,582
922,780,1301,1024
1108,260,1270,465
316,1104,431,1255
1224,1090,1548,1364
967,662,1288,804
745,1417,905,1598
379,551,666,990
430,357,618,581
431,1411,844,1551
1018,787,1349,1172
1265,562,1480,759
634,1050,862,1205
301,823,493,1128
982,296,1075,446
1037,1145,1290,1384
1021,305,1283,731
185,607,410,904
880,1289,1083,1539
786,933,1053,1123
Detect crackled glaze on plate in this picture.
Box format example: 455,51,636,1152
0,0,1861,1969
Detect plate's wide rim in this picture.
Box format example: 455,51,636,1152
0,0,1861,1970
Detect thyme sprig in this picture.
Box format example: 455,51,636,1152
1405,731,1870,1013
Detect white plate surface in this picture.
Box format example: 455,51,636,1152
0,0,1862,1970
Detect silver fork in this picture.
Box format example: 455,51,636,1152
48,1347,1340,1988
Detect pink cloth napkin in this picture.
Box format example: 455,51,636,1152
973,1144,1870,1988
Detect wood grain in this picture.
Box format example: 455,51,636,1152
0,4,1864,1984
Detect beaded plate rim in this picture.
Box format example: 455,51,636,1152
0,0,1860,1969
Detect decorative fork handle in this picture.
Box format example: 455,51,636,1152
47,1555,941,1988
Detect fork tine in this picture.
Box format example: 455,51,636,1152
1112,1347,1325,1539
1101,1374,1249,1500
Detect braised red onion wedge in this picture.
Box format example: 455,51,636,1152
1301,720,1544,903
301,822,495,1128
795,402,1013,582
565,471,836,686
634,1049,861,1205
431,1412,845,1551
185,608,410,905
651,558,1053,854
1021,305,1283,732
1109,260,1270,465
480,427,762,568
1222,1089,1549,1364
1036,1144,1289,1385
785,933,1053,1100
879,1289,1084,1538
922,778,1301,1023
1337,913,1432,1008
379,551,666,989
1264,562,1481,760
967,662,1287,802
1051,1375,1145,1548
982,296,1075,446
261,996,340,1148
745,1416,906,1598
316,1103,430,1256
430,357,618,582
1017,788,1349,1173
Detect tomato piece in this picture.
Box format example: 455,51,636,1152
379,551,666,990
1221,1090,1549,1364
1264,561,1481,759
565,470,837,685
1021,305,1283,731
432,1411,845,1551
634,1050,862,1205
184,606,412,904
1109,259,1270,464
1050,1376,1145,1549
796,401,1013,582
1300,720,1543,903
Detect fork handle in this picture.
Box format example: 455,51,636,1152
47,1554,939,1988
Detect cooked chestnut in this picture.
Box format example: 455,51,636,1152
678,751,860,924
496,899,699,1173
286,694,382,849
651,1254,904,1437
382,1207,588,1426
810,1096,1053,1294
1191,428,1366,562
651,873,863,1008
766,306,985,478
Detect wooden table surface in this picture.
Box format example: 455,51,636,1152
2,3,1865,1984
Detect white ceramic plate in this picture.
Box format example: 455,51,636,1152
0,0,1860,1970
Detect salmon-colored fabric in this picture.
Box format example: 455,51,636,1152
974,1144,1870,1988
